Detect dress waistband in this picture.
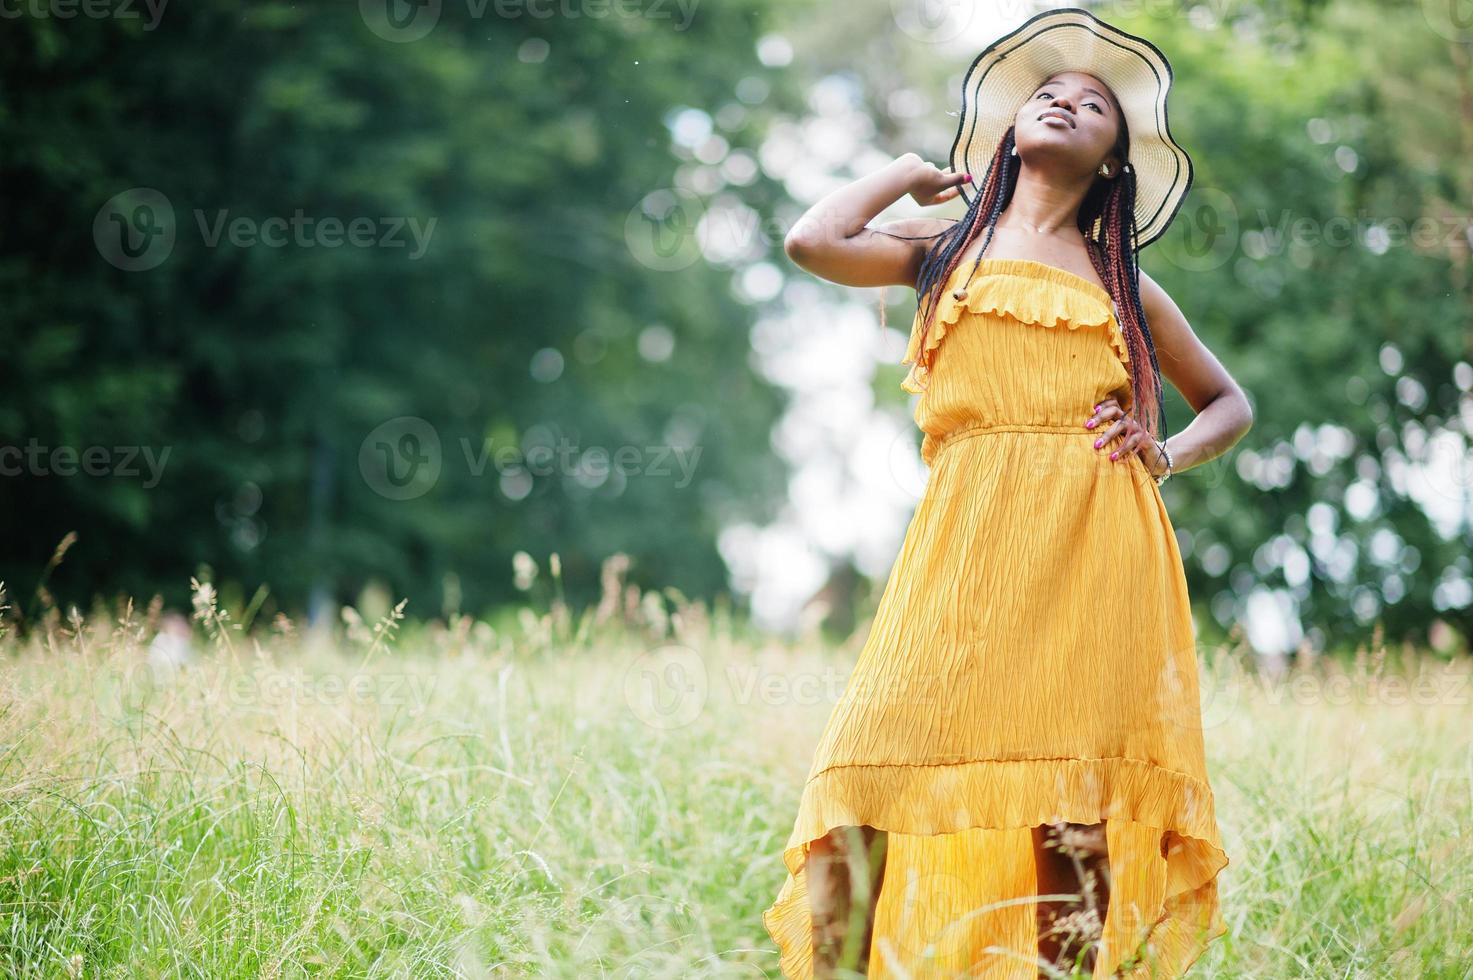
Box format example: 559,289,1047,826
920,420,1095,464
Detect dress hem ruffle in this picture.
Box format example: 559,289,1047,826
762,754,1229,979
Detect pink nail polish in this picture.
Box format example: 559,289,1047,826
1086,419,1095,428
1094,439,1102,448
1110,452,1117,460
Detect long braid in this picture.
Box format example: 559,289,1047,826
906,128,1021,374
1082,159,1169,444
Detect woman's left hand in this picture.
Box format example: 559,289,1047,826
1085,397,1164,474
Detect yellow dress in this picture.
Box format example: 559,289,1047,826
761,258,1230,978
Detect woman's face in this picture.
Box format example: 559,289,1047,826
1013,70,1122,174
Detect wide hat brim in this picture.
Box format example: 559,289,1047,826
950,6,1193,250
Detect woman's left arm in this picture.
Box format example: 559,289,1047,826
1135,269,1254,477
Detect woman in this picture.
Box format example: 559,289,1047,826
762,9,1253,979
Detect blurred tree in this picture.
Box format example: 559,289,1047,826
0,0,799,620
2,0,1469,651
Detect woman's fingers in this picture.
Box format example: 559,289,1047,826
1086,399,1121,441
1086,399,1153,464
1094,419,1124,451
1089,402,1140,457
1109,430,1146,462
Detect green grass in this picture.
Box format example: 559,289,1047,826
0,578,1469,977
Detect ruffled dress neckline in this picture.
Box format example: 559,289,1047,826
901,256,1129,395
950,256,1113,306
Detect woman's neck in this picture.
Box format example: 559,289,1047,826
995,164,1089,238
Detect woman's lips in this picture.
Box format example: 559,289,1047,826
1039,109,1075,128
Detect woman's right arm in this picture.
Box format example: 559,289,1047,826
782,152,969,289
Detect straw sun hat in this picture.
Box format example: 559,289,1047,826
950,6,1194,249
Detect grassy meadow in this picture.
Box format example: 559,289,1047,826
0,565,1469,978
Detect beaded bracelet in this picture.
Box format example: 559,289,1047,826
1153,439,1174,486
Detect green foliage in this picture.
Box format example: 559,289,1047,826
0,0,794,620
1136,2,1473,647
2,0,1470,650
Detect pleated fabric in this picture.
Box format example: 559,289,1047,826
762,258,1229,978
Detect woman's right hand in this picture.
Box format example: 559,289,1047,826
903,155,972,207
782,152,963,288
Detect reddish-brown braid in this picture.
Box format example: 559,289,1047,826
906,125,1170,444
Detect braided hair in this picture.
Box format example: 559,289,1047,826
900,123,1169,445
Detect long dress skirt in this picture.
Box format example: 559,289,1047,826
761,258,1230,978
